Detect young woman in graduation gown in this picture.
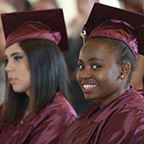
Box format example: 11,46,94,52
0,9,77,144
63,3,144,144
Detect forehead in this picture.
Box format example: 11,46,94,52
81,38,116,53
79,38,117,61
5,43,23,55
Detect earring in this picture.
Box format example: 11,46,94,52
121,75,124,78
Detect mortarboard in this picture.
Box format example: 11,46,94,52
81,3,144,58
1,8,69,51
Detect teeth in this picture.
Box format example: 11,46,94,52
83,84,96,89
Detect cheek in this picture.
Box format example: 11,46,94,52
25,70,31,83
25,72,31,83
94,70,106,78
93,70,114,83
21,66,31,84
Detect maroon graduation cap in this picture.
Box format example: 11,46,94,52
1,8,69,51
81,3,144,58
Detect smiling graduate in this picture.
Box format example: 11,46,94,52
63,3,144,144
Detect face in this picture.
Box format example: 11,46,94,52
76,38,125,105
5,43,31,96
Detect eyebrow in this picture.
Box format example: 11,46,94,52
78,57,104,62
5,52,23,58
11,52,23,57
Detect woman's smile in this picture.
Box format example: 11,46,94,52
82,83,96,93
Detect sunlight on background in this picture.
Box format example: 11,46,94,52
56,0,121,25
28,0,122,36
56,0,121,27
29,0,121,25
99,0,121,8
56,0,121,35
56,0,77,25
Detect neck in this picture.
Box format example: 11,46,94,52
100,85,130,105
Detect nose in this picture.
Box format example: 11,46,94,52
5,61,14,73
80,68,92,79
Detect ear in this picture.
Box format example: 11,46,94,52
119,62,131,80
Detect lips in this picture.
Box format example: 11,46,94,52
82,83,96,93
8,77,16,84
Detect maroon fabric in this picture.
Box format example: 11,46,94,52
88,19,138,59
0,92,77,144
81,3,144,57
6,21,61,48
137,89,144,96
63,88,144,144
1,8,69,51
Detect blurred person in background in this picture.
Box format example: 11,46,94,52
34,0,58,10
119,0,144,94
69,0,99,39
64,0,99,116
8,0,33,11
130,55,144,94
0,2,16,105
120,0,143,13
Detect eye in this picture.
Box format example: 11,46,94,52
91,64,102,70
14,56,23,61
77,64,85,70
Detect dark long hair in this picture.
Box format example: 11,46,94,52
1,39,70,123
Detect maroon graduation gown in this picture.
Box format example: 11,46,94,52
0,92,77,144
63,88,144,144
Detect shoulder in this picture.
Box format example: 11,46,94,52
52,92,77,117
33,92,77,127
26,94,77,143
97,92,144,142
110,89,144,120
105,91,144,136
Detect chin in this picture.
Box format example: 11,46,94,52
84,95,94,100
13,88,23,93
84,93,100,101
